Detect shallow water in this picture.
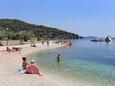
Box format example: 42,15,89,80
28,39,115,86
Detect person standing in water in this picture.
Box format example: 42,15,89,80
56,54,60,63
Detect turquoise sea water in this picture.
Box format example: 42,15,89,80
28,39,115,86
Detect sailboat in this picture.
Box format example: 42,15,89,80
105,36,112,42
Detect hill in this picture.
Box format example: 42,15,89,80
83,36,98,40
0,19,80,40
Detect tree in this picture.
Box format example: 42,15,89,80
0,35,5,46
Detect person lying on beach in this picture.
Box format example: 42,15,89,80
12,47,22,52
1,47,22,52
6,47,13,52
31,44,37,47
26,60,42,76
0,47,11,52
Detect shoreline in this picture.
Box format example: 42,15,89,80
0,42,76,86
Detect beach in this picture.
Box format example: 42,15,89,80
0,42,73,86
1,40,114,86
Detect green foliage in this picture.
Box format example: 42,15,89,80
0,19,80,40
22,34,32,41
0,35,5,40
11,34,32,41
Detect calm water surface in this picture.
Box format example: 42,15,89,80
28,39,115,86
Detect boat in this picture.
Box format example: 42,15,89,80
105,36,112,42
91,38,105,42
91,36,112,42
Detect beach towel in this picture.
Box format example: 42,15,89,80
16,67,26,74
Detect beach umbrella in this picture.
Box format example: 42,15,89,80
31,37,37,43
32,40,37,44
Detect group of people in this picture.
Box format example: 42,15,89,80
6,47,22,52
19,57,42,76
19,53,60,76
42,40,49,46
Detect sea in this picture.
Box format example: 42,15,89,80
28,39,115,86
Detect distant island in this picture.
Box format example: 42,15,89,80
0,19,80,41
83,36,98,39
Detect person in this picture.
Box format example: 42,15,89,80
6,47,12,52
12,47,22,52
26,60,42,76
56,54,60,63
47,40,49,46
42,40,44,45
22,57,29,70
31,44,37,47
17,57,28,74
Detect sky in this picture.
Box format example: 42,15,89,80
0,0,115,37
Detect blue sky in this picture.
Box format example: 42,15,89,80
0,0,115,37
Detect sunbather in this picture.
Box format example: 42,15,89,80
26,60,42,76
